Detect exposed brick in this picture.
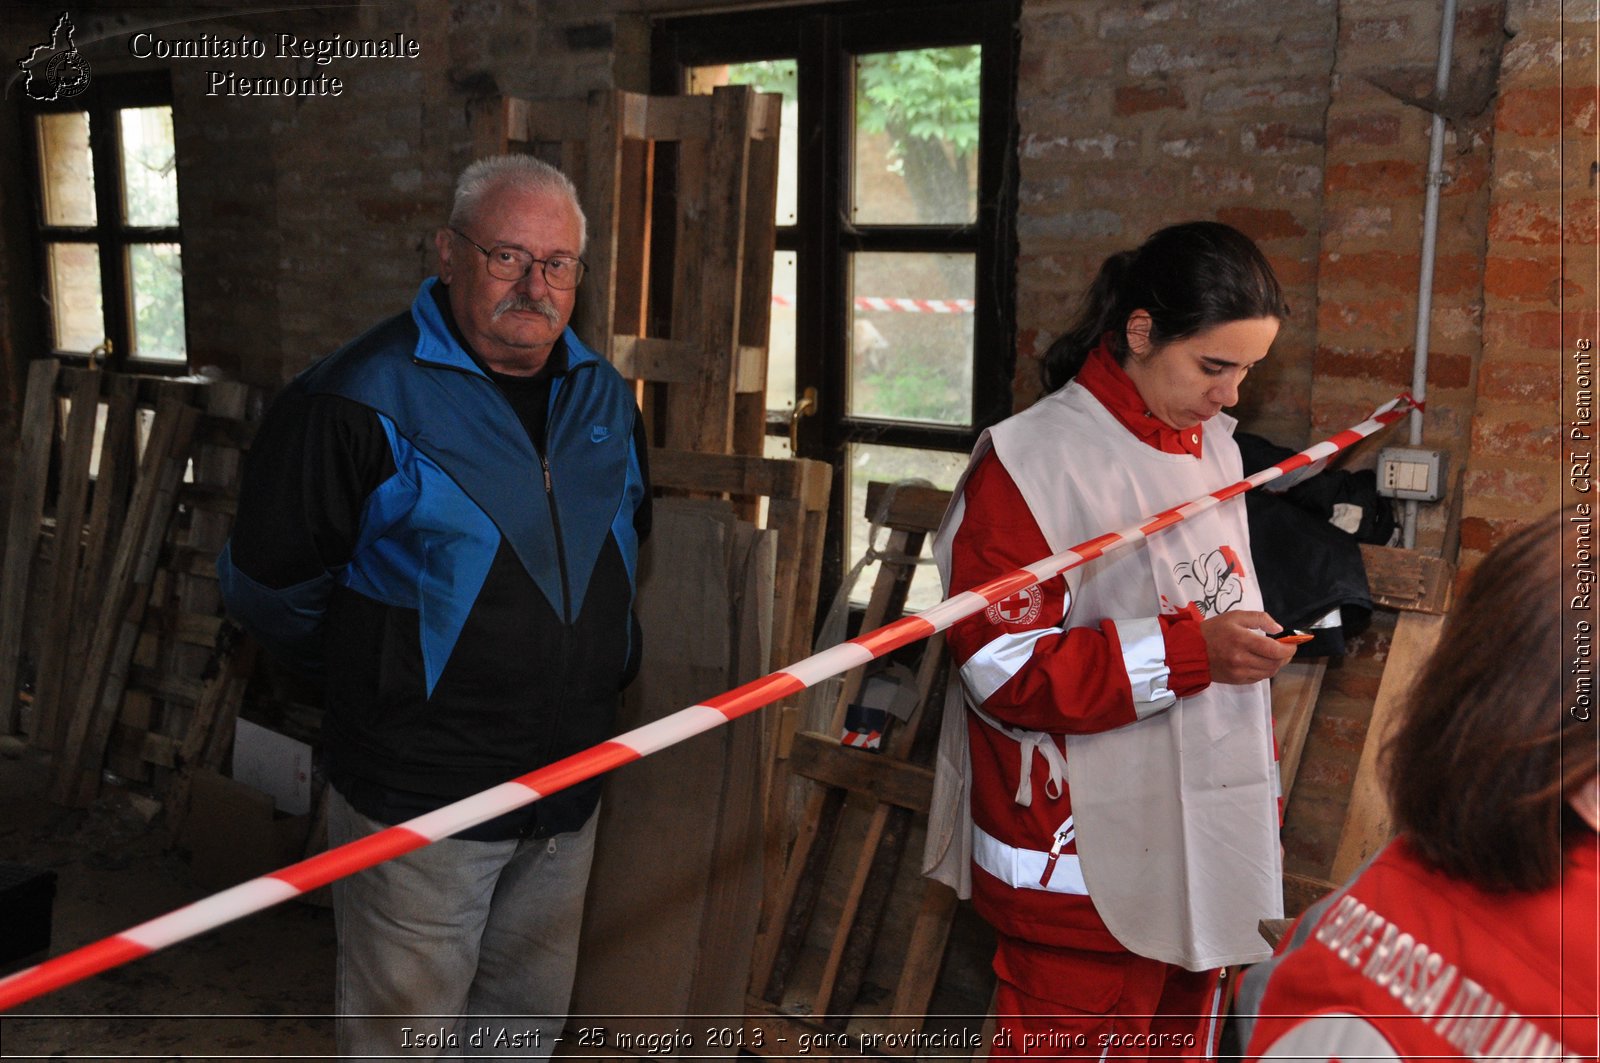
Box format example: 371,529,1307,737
1241,121,1324,154
1457,515,1531,556
1076,171,1186,201
1018,209,1125,241
1114,83,1188,115
1428,352,1475,391
1320,250,1481,296
1188,164,1255,195
1020,131,1140,161
1019,46,1118,87
1158,128,1230,159
1323,204,1394,240
1567,199,1600,245
1483,254,1563,302
1216,206,1308,241
1471,418,1561,459
1327,112,1402,147
1270,255,1318,287
1344,16,1410,45
1313,346,1413,386
1317,296,1414,337
1495,86,1587,137
1201,78,1325,114
1482,309,1564,350
1324,159,1426,198
1478,360,1563,403
1277,163,1324,200
1489,201,1563,245
1462,467,1561,508
1096,1,1188,38
1502,33,1595,76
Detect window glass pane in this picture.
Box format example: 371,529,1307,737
46,242,103,352
848,252,974,426
853,46,980,225
35,112,96,226
128,243,187,361
689,60,798,226
768,250,797,416
120,106,179,226
846,443,969,612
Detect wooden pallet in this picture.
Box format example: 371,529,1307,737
471,86,783,459
0,360,260,809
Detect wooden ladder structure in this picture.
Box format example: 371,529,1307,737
745,481,983,1056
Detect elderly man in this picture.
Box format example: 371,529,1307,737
218,156,650,1058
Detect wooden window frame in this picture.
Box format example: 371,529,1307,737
23,70,188,373
654,0,1020,597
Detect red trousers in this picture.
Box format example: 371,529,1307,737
987,936,1223,1060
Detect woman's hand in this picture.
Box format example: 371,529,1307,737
1201,609,1297,685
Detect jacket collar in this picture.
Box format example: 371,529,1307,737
1077,342,1204,458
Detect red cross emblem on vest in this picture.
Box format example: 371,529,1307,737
986,585,1043,627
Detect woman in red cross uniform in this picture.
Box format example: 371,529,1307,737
926,222,1298,1058
1238,509,1597,1061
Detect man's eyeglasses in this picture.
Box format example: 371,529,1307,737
450,228,587,290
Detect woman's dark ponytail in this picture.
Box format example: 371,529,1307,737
1040,221,1289,393
1042,251,1135,393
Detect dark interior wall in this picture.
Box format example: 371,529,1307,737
0,0,1582,553
0,0,657,394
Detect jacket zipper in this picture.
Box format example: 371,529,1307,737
1039,817,1075,888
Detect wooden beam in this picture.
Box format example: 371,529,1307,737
1359,543,1454,614
1271,658,1327,801
51,398,199,806
1283,870,1338,919
862,481,951,535
0,360,60,734
30,369,102,751
1330,611,1447,882
641,94,712,141
787,731,935,813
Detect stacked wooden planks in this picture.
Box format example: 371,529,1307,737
0,361,258,814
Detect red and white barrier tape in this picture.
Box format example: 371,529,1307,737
0,393,1420,1012
772,295,976,314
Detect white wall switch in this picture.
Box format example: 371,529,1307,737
1376,446,1447,502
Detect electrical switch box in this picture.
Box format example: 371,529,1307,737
1376,446,1447,502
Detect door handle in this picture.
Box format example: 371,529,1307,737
789,386,818,453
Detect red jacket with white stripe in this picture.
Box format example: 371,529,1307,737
1240,835,1598,1062
943,349,1212,950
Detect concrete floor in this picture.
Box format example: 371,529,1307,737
0,740,338,1061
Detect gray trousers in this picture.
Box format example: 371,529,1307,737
327,788,599,1060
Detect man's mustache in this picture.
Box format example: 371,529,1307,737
493,294,561,326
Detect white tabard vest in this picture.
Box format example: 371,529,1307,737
930,380,1281,970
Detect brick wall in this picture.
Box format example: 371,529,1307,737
1013,0,1336,446
1307,0,1506,563
1463,0,1588,567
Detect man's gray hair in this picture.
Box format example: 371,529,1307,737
448,155,588,252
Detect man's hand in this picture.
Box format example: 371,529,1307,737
1201,609,1297,685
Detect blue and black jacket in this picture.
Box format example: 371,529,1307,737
218,279,650,835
